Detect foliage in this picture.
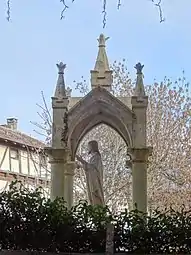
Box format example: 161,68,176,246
0,182,191,253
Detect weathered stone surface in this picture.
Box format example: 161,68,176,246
68,96,132,110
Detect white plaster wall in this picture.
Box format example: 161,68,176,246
20,150,29,175
10,158,20,173
0,180,10,192
28,152,39,176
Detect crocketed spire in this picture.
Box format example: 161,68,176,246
91,34,113,91
134,62,145,96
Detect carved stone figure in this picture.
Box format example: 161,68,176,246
66,87,72,97
76,140,105,206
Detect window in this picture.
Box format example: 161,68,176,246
10,148,19,160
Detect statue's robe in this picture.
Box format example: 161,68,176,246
83,152,104,206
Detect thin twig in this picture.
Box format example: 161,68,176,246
7,0,11,21
33,129,48,138
152,0,165,22
102,0,107,28
60,0,75,20
41,91,52,123
60,0,69,19
37,112,49,125
30,120,48,132
117,0,121,9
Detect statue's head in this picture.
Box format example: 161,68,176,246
88,140,99,154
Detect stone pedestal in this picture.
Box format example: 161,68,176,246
127,147,152,214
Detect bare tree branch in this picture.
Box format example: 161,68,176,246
5,0,165,25
152,0,165,22
60,0,75,20
6,0,11,21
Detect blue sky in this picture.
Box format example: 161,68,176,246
0,0,191,139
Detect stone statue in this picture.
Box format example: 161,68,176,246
76,140,105,206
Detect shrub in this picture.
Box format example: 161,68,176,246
0,181,190,253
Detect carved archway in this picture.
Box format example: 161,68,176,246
67,87,134,159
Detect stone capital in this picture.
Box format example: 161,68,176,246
64,161,76,176
127,147,152,163
131,96,148,107
44,147,71,163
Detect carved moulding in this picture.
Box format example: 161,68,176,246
44,147,71,164
127,147,153,163
67,88,134,159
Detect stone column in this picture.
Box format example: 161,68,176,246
64,161,76,209
128,147,152,214
50,158,65,200
45,148,69,201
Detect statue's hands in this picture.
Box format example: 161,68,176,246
76,155,87,165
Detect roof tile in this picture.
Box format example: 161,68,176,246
0,125,45,149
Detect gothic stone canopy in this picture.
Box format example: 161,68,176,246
67,86,134,158
50,34,149,214
51,34,147,160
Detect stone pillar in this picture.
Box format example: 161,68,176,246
128,147,152,214
50,158,65,200
64,161,76,209
45,148,69,201
131,82,150,214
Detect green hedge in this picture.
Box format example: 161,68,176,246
0,182,190,253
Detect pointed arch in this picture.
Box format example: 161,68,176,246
67,88,133,159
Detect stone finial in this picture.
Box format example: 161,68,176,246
66,87,72,97
134,62,145,97
56,62,66,74
97,34,110,47
54,62,67,98
94,34,110,71
91,34,113,91
134,62,144,75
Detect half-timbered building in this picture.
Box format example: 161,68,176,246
0,118,50,194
